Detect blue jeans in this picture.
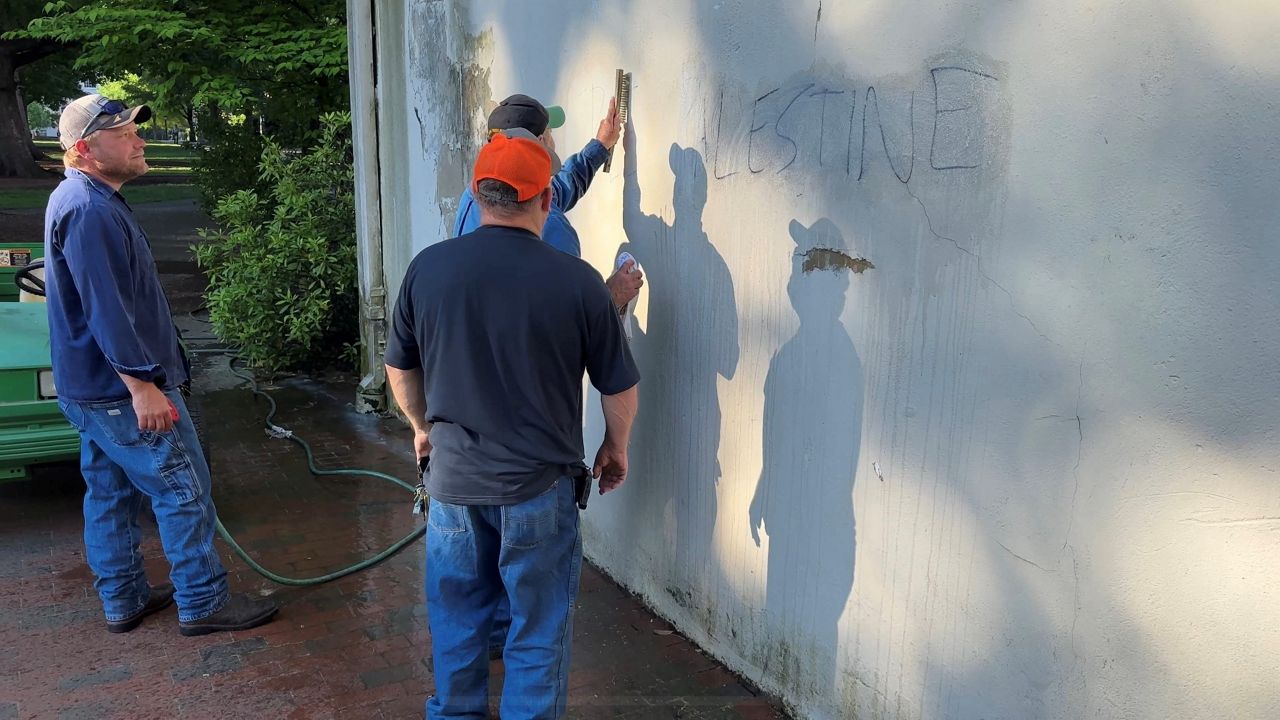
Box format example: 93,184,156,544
59,390,229,623
491,601,511,652
425,476,583,719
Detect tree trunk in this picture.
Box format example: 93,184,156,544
15,85,48,161
185,105,196,143
0,52,46,178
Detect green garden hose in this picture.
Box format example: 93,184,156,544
191,349,424,586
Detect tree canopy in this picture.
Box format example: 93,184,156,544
17,0,348,118
0,0,78,175
1,0,349,176
96,73,187,132
25,101,54,129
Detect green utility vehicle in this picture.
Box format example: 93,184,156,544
0,244,79,481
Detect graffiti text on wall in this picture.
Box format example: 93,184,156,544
704,66,1000,183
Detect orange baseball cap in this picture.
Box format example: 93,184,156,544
471,128,562,201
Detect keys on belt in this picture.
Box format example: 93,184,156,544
412,456,429,516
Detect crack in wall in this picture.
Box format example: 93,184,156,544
813,1,822,46
996,541,1055,573
1061,362,1084,552
905,185,1058,347
1180,517,1280,527
1070,546,1083,683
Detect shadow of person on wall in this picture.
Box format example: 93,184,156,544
614,130,740,618
749,218,862,693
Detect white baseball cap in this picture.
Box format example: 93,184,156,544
58,94,152,150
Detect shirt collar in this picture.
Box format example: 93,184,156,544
65,167,131,209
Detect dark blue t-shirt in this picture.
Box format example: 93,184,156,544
384,224,639,505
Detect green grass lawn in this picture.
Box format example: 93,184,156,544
0,189,53,210
121,184,199,204
5,142,200,209
34,139,197,162
0,184,199,210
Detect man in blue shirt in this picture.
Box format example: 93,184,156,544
455,94,644,310
45,94,277,636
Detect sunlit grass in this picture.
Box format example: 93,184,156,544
33,139,197,162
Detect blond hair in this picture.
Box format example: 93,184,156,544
62,134,98,168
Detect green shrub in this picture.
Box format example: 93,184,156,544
191,113,267,215
195,111,358,373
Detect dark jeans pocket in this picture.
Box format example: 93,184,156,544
502,480,563,550
158,463,201,505
429,501,469,534
86,398,149,448
151,431,201,504
80,397,202,505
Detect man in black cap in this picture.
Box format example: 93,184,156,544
454,93,644,310
44,94,278,636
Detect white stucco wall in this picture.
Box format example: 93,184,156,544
357,1,1280,717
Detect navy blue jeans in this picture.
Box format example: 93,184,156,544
425,476,583,719
59,390,229,623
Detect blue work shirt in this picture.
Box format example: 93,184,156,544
43,168,188,402
454,138,610,257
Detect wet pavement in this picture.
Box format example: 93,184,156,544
0,201,786,719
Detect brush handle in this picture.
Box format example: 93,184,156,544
603,69,629,173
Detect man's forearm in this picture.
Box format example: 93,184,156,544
385,364,429,432
115,371,156,396
600,384,638,448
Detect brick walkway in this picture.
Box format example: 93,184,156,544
0,352,786,719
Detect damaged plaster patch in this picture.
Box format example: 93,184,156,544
407,0,494,223
798,248,875,274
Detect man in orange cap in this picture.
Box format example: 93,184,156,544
460,94,645,665
386,128,640,718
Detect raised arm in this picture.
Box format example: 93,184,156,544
549,98,618,213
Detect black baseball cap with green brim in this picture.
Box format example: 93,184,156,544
487,94,565,136
58,94,152,150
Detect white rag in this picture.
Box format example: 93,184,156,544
614,251,643,341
